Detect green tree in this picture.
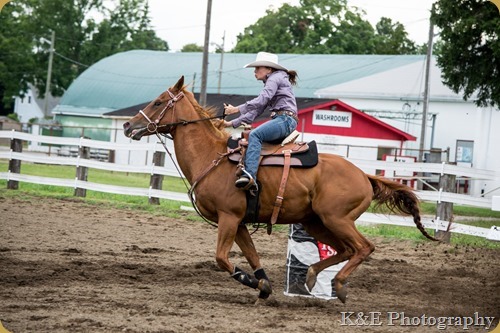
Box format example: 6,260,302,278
373,17,417,55
324,10,376,54
181,43,203,52
81,0,167,63
431,0,500,107
0,0,168,112
234,0,353,54
0,2,35,114
24,0,103,97
232,0,418,55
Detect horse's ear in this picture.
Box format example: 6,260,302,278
173,76,184,91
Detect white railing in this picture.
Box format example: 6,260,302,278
1,130,499,241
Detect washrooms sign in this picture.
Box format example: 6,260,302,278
312,110,352,128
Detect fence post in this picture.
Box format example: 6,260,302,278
435,173,456,242
74,143,90,197
108,150,115,163
7,138,22,190
149,151,166,205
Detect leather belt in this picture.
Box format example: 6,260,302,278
270,110,299,123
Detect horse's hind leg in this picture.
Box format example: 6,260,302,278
334,229,374,302
235,224,272,299
301,221,352,293
330,227,374,303
303,220,374,303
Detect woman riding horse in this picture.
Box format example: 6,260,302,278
123,76,437,303
223,52,299,190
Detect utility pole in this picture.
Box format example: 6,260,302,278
43,31,55,118
217,31,225,94
199,0,212,106
418,21,434,162
43,30,55,118
43,31,56,117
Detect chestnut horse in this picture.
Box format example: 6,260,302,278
123,76,437,303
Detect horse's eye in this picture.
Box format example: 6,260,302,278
154,101,162,107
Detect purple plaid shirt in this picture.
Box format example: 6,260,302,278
231,70,297,128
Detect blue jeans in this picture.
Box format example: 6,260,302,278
244,115,298,179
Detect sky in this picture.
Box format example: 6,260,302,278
148,0,437,52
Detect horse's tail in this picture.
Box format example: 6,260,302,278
367,174,439,241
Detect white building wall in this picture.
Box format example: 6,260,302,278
336,98,500,197
338,98,474,160
473,107,500,197
14,90,44,123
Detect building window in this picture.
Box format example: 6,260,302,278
456,140,474,164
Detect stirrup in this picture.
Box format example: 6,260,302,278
235,170,257,191
235,176,250,187
235,176,256,190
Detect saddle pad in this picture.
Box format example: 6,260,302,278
227,138,319,168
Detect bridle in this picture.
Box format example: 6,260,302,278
138,88,226,136
139,89,185,135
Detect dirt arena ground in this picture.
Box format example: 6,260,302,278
1,195,499,333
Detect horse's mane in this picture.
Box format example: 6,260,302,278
181,86,231,140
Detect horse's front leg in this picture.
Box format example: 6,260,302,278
215,213,271,300
235,224,272,299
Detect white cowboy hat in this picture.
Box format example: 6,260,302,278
244,52,288,71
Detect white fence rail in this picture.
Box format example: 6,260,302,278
357,213,500,241
1,130,499,241
0,172,189,202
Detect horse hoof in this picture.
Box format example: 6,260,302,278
336,286,348,303
305,267,317,292
254,297,267,306
258,279,272,296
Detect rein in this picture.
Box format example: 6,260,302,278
138,88,230,228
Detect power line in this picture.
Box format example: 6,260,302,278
53,52,89,68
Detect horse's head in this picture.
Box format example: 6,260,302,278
123,76,186,140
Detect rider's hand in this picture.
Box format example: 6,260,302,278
223,120,233,127
224,103,239,115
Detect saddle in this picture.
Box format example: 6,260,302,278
227,133,318,168
226,130,319,234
